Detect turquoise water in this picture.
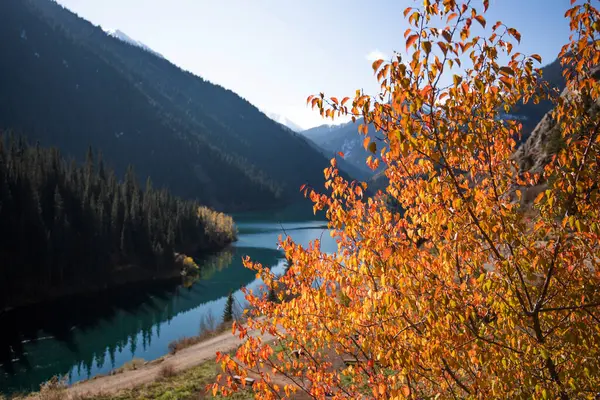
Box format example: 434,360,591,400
0,209,336,394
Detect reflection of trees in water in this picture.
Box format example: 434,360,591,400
196,248,235,281
0,246,282,394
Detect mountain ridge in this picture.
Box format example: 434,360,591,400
263,111,304,132
0,0,343,212
104,28,164,59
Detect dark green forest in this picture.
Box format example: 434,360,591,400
0,0,342,212
0,136,236,309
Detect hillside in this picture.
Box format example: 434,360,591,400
302,119,381,178
269,119,371,181
0,136,237,309
0,0,337,212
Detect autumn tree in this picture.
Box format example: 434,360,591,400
214,1,600,399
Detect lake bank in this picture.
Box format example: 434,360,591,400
0,215,334,395
16,320,274,400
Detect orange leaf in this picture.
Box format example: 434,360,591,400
341,97,350,106
372,59,384,72
402,385,411,397
354,185,363,197
406,34,419,50
474,15,486,28
508,28,521,43
437,42,448,56
442,30,452,42
363,136,370,150
499,75,512,88
447,12,458,22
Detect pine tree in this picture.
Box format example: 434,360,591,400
0,136,235,308
222,291,234,324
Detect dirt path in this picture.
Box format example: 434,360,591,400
26,326,275,399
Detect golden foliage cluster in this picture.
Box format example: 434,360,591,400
198,206,237,247
215,1,600,399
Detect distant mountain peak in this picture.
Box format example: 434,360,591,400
104,28,164,59
262,111,304,132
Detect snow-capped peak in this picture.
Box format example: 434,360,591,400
263,111,304,132
105,29,164,59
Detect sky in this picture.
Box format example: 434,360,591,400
55,0,574,130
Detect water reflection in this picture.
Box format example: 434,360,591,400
0,219,335,394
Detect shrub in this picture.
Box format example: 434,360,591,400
159,362,177,379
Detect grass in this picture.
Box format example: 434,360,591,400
80,360,252,400
9,360,252,400
112,358,146,373
158,363,176,379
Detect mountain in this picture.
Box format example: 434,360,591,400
302,119,381,177
0,0,339,212
264,111,304,132
262,113,369,181
302,58,568,193
105,28,164,59
505,57,567,142
514,64,599,175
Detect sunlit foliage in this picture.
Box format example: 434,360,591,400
215,1,600,399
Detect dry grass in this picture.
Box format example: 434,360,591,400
78,360,253,400
158,363,176,379
28,376,70,400
111,358,146,374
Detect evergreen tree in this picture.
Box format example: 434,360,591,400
222,291,234,324
0,137,236,309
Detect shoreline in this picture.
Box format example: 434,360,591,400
0,243,236,316
0,266,183,316
20,321,275,400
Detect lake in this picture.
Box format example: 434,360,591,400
0,205,336,394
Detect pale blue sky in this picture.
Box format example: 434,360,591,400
56,0,573,129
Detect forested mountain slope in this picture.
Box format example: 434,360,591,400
0,136,236,309
0,0,336,211
302,119,380,178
